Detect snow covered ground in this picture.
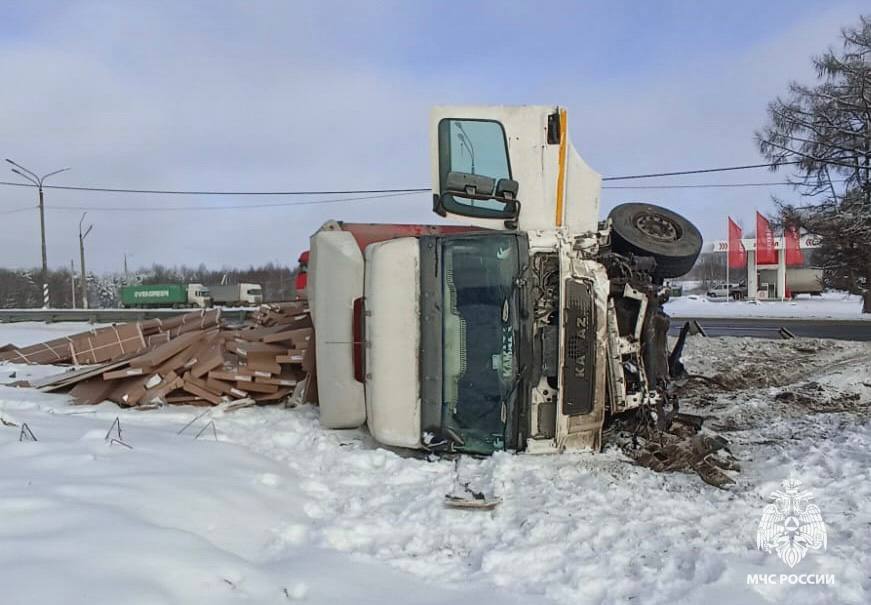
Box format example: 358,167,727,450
665,292,870,320
1,323,870,604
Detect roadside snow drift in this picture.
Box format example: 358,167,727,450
665,292,870,320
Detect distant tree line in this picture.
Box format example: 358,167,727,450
0,262,300,308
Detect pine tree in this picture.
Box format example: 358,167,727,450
757,15,871,312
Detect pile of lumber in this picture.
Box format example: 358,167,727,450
2,303,316,408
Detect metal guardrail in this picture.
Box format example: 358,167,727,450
668,316,871,341
0,308,254,323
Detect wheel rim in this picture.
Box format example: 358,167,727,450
634,212,681,242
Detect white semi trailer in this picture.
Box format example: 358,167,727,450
208,283,264,306
307,106,702,455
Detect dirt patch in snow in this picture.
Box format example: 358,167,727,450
676,336,871,394
674,335,871,437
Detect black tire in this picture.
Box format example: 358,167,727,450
608,202,702,279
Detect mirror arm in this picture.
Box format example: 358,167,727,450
504,200,521,230
433,193,447,217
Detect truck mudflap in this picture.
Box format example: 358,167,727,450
555,257,609,452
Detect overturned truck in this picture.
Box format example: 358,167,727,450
307,106,703,457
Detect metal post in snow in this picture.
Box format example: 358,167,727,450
753,248,759,300
725,243,730,303
777,235,787,301
70,259,76,308
79,213,93,310
38,186,47,303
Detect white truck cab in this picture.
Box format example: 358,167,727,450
309,106,703,455
239,283,263,305
186,283,212,308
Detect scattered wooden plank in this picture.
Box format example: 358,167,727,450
209,369,253,383
276,351,305,364
32,358,134,392
181,381,224,405
240,379,279,394
141,372,184,405
107,375,152,407
262,328,312,345
256,368,300,386
129,330,203,369
69,376,118,405
103,367,146,380
254,386,295,402
190,343,225,378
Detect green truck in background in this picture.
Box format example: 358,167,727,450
119,283,212,308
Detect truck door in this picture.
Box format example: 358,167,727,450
430,106,602,233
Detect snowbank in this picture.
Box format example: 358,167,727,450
0,392,542,605
1,332,869,604
665,292,870,320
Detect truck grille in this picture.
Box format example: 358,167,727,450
562,280,596,415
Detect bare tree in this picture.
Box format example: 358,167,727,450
756,15,871,312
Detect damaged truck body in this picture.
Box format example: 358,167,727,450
308,106,703,456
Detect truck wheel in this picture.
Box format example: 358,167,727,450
608,203,702,279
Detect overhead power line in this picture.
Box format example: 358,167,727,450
0,179,430,196
602,179,845,190
0,160,806,197
18,180,820,213
1,180,826,215
601,161,802,181
44,191,422,213
0,205,37,215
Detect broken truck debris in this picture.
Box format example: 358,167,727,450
0,304,315,408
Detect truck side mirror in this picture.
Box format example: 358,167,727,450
435,118,520,222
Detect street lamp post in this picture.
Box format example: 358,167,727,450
79,213,93,310
70,259,77,308
6,159,70,308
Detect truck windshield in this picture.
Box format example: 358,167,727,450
441,234,519,454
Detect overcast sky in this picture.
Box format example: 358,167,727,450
0,1,867,272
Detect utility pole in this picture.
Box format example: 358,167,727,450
79,213,93,310
70,259,77,308
6,159,70,308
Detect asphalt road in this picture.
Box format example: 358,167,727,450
669,316,871,341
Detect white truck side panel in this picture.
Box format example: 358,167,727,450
310,229,366,428
364,238,422,449
562,135,602,235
